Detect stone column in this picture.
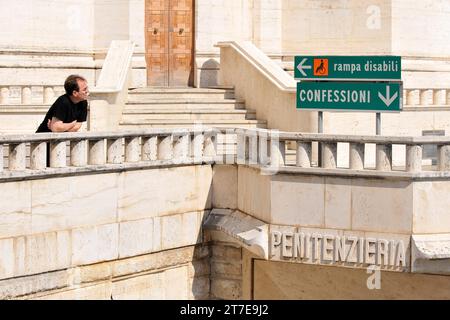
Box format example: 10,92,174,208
9,143,26,170
158,135,173,160
22,87,32,104
142,136,157,161
89,139,106,165
125,137,140,162
322,142,337,169
296,142,311,168
173,134,190,161
376,144,392,171
406,145,422,172
50,141,67,168
438,145,450,171
349,143,365,170
107,138,123,164
30,142,47,170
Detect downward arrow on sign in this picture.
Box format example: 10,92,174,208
296,58,312,77
378,85,398,107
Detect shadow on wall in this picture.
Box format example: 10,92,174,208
199,59,220,88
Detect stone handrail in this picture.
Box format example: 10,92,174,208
216,41,296,92
236,128,450,175
0,128,219,178
88,40,135,131
217,41,312,132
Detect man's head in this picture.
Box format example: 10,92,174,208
64,74,89,103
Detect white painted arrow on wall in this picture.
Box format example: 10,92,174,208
296,58,312,77
378,85,398,107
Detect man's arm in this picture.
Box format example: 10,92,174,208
67,122,82,132
49,117,77,132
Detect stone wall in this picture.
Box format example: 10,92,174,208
209,242,243,300
0,164,213,299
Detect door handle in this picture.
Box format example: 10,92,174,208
178,28,184,35
153,28,158,35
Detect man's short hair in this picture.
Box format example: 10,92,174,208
64,74,87,96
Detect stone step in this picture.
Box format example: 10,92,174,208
122,109,256,121
128,87,235,100
125,100,246,109
119,119,267,129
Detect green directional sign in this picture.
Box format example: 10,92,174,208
296,82,402,112
294,56,401,80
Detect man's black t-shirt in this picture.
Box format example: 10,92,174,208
36,94,88,133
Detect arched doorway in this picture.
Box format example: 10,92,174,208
145,0,194,87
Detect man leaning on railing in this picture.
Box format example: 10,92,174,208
35,74,89,165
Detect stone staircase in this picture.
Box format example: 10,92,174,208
119,87,267,129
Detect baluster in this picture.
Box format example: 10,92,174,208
349,143,365,170
71,140,87,166
191,133,204,163
173,133,190,161
296,142,311,168
248,130,258,165
406,144,422,172
434,89,446,105
322,142,337,169
438,145,450,171
258,130,269,166
236,131,246,165
447,89,450,105
376,144,392,171
22,87,32,104
30,142,47,170
89,139,106,165
50,141,66,168
158,135,173,160
270,132,285,167
125,137,140,162
0,87,9,104
419,89,432,105
43,87,55,104
9,143,26,171
107,138,123,164
203,133,217,159
408,89,419,105
142,136,157,161
0,144,3,172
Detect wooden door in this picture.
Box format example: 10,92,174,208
145,0,193,87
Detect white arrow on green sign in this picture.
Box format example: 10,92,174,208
294,56,401,81
296,82,402,112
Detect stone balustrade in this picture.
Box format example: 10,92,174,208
0,128,222,178
403,88,450,106
3,127,450,178
236,128,450,175
0,85,64,105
